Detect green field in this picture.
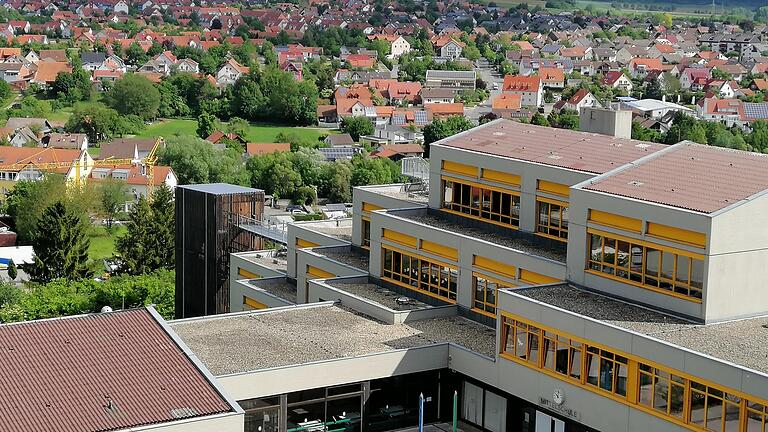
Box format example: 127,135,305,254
136,119,332,143
88,225,127,262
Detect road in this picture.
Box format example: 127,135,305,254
474,59,503,107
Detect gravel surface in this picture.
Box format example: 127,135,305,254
240,252,288,272
403,214,567,262
171,305,495,375
320,250,370,271
328,282,429,310
519,284,768,374
247,278,297,303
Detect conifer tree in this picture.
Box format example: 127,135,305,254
149,185,175,270
115,197,154,274
26,201,92,283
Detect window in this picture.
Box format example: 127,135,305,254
502,314,766,432
638,364,686,420
441,179,520,228
472,274,515,316
382,248,457,302
585,346,628,396
362,219,371,248
536,200,569,240
587,231,704,301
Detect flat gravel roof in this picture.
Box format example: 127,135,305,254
402,213,567,263
517,284,768,374
171,305,495,376
246,278,297,303
326,281,431,310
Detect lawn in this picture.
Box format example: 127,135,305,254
136,118,332,143
88,225,127,262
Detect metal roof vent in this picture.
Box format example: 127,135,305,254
635,143,652,149
493,132,506,136
100,306,113,313
628,181,644,187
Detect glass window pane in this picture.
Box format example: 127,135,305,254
645,248,661,277
669,383,685,419
586,353,599,386
615,361,628,396
515,329,527,359
550,204,561,228
528,329,540,364
661,251,675,281
706,395,724,432
555,343,569,375
570,346,582,380
676,256,690,284
444,181,453,204
561,206,569,230
653,376,669,413
590,234,603,263
691,259,704,289
599,357,614,392
638,372,653,407
603,238,616,265
543,338,555,370
690,391,706,427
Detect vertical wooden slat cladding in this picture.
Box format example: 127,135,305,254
176,184,265,318
0,309,233,432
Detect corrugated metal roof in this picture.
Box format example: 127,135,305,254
0,308,233,432
583,142,768,214
435,119,665,174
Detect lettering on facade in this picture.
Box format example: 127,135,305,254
538,397,581,421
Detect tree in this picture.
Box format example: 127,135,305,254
158,136,249,185
125,41,148,65
531,112,550,126
340,116,374,141
115,197,154,274
643,79,664,100
196,111,218,139
99,179,129,228
422,115,474,156
5,176,69,243
7,261,16,281
317,161,352,203
149,185,175,270
26,201,92,283
664,113,707,144
107,74,161,120
65,102,127,142
51,69,91,103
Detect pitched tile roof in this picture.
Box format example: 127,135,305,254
0,308,233,432
582,142,768,213
434,119,665,174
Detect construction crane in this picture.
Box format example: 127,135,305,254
0,137,163,197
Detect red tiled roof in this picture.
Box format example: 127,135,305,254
492,93,522,110
0,308,233,432
435,119,665,174
246,142,291,156
502,75,541,92
583,142,768,213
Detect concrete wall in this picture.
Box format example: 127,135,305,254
230,252,285,282
295,247,367,303
489,288,768,432
307,276,458,324
124,412,244,432
707,192,768,321
567,186,711,320
578,107,632,139
352,184,428,247
230,277,294,313
286,222,349,279
429,143,592,233
368,208,567,315
216,344,449,401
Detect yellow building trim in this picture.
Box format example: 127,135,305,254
237,268,260,279
243,296,267,310
383,277,459,304
296,238,320,248
382,244,457,269
382,229,418,248
587,228,705,260
473,255,517,279
442,176,521,195
306,265,335,279
537,196,569,206
440,208,521,231
537,180,570,197
420,239,458,261
584,269,703,303
362,202,384,212
499,311,768,432
646,222,707,249
589,209,643,233
442,160,477,177
481,168,520,186
519,269,560,285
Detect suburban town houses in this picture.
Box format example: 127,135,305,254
2,0,768,432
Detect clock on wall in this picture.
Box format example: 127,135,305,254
553,388,565,405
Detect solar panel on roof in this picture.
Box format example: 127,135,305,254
744,103,768,119
392,115,406,125
414,111,428,125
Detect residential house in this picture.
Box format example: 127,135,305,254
281,61,302,80
371,142,424,158
680,67,710,90
420,88,455,104
206,131,247,145
696,96,743,127
176,58,199,73
491,94,522,110
6,117,52,134
368,35,411,58
346,54,376,69
433,37,464,60
553,88,600,111
629,58,662,78
601,71,633,93
31,61,71,89
425,103,464,120
216,58,249,87
385,81,421,106
502,75,543,107
90,164,177,206
98,138,159,160
538,67,565,89
245,143,291,157
44,132,88,150
0,147,89,197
